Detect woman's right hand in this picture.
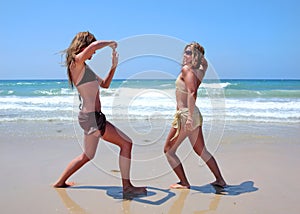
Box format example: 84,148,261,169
109,41,118,50
185,117,193,132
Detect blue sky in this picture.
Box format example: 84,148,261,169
0,0,299,79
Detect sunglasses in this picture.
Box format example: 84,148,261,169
184,50,192,56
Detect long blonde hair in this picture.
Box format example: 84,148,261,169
183,42,205,69
65,31,96,88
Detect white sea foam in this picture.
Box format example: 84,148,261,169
201,82,231,89
1,92,299,123
1,80,300,124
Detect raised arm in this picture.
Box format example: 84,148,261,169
76,40,117,63
97,48,119,89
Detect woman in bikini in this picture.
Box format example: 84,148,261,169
164,42,226,189
53,32,146,196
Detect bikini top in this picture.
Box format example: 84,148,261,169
76,64,97,86
175,75,188,94
175,64,207,94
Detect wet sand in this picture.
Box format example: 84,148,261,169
0,120,299,213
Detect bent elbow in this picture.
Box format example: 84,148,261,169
100,81,109,88
101,84,109,89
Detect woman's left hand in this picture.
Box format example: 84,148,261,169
112,50,119,68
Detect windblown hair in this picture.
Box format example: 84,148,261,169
65,31,97,88
183,42,205,69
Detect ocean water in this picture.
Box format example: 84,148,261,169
0,79,299,124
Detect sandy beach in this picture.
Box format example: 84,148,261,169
0,119,299,213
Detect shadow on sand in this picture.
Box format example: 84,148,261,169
69,180,257,201
191,181,258,196
55,181,258,213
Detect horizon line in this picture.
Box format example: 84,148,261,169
0,78,300,81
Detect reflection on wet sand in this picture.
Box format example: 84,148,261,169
195,195,222,214
122,200,131,214
56,187,221,214
55,188,88,214
168,189,190,214
168,189,222,214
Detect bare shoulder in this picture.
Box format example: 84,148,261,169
181,65,193,76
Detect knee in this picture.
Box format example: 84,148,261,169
79,153,93,163
196,147,212,160
163,146,169,154
164,146,175,158
164,141,175,154
193,143,205,154
121,138,133,152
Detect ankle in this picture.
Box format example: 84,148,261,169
122,180,133,189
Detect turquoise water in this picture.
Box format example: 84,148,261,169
0,79,299,123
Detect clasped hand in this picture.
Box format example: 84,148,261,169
185,117,193,131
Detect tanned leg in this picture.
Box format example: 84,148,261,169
164,127,190,189
102,121,146,195
53,134,99,188
188,127,226,187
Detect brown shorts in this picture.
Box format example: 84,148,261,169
78,111,106,136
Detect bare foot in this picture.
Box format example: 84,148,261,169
53,181,75,188
123,186,147,196
210,180,227,188
170,182,190,189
